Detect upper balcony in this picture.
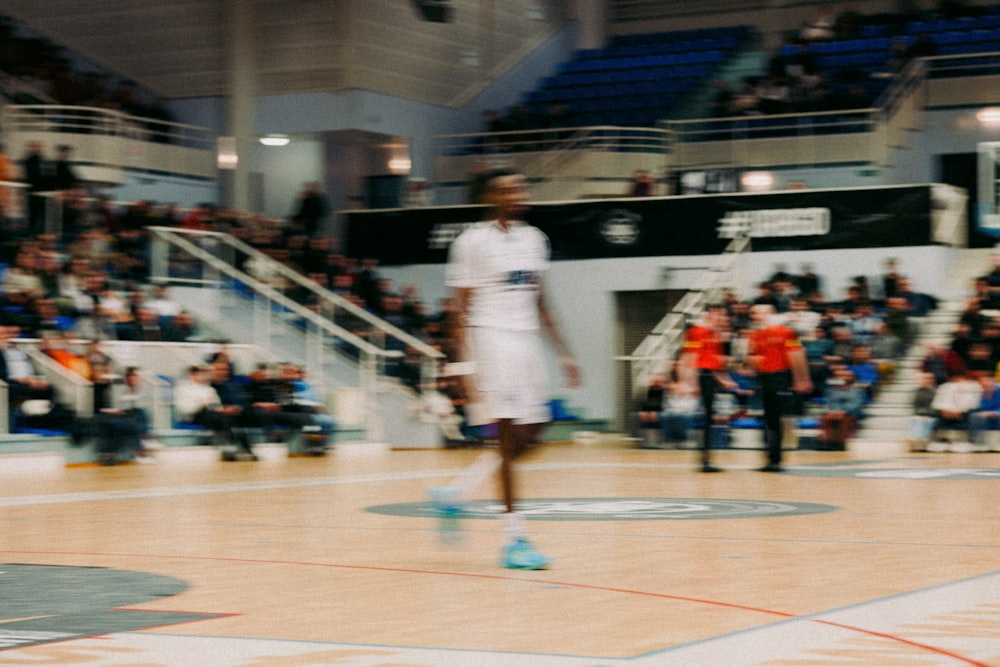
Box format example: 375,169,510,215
1,104,217,186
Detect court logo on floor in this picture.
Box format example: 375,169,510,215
369,497,837,521
0,564,223,650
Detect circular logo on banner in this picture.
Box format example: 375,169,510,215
368,497,837,521
596,209,642,247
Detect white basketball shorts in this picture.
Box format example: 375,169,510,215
464,327,550,426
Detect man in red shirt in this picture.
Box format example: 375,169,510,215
680,304,738,472
748,304,813,472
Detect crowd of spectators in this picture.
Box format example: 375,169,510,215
647,257,940,449
0,180,458,439
909,254,1000,452
709,2,946,119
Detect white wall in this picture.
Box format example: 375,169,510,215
109,173,218,210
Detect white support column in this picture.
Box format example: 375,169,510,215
226,0,258,213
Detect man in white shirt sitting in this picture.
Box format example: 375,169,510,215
174,364,255,460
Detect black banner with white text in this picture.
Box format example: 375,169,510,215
345,185,935,265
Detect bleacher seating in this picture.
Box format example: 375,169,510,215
522,26,753,128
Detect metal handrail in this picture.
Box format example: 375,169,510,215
147,227,389,359
157,227,443,360
617,235,750,395
435,125,673,157
23,344,94,419
147,226,445,363
1,104,216,150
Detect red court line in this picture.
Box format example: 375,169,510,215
1,549,989,666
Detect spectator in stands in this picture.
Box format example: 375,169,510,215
981,320,1000,369
243,362,329,447
731,78,761,115
708,79,735,118
839,283,868,314
846,343,880,399
0,245,45,315
964,341,996,378
93,366,155,465
818,364,866,449
290,181,329,237
662,377,702,448
828,325,855,363
175,363,255,459
968,374,1000,452
950,321,975,365
784,297,822,338
627,170,655,197
52,144,79,193
970,276,997,311
928,366,981,449
145,283,183,320
0,325,56,406
752,280,781,311
756,75,792,114
636,372,667,449
286,363,336,444
21,141,48,236
985,255,1000,302
920,339,965,386
907,371,938,452
795,262,822,298
0,142,17,229
116,305,165,341
881,257,903,300
895,277,937,316
883,295,916,353
958,296,987,339
804,325,836,396
163,310,198,342
848,300,883,344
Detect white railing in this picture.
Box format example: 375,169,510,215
0,104,217,182
147,227,445,435
25,345,94,419
434,125,671,197
616,235,751,400
1,104,216,150
436,125,671,157
0,340,94,434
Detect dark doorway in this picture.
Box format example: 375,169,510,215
615,289,685,431
938,152,991,247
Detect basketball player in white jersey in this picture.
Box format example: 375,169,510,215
439,167,580,569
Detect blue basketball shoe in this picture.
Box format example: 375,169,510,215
501,537,551,570
428,486,463,543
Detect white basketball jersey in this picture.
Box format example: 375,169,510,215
446,220,550,331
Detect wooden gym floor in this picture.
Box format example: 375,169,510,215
1,439,999,666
